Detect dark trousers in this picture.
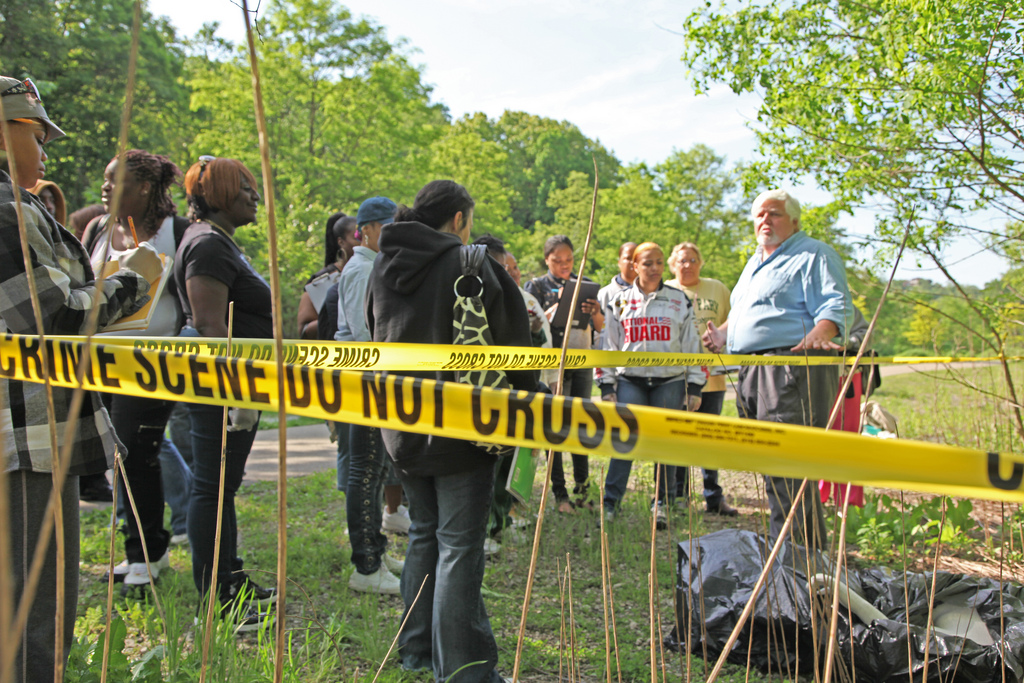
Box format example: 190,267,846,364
8,470,78,683
674,390,727,508
186,403,259,597
551,368,592,502
105,393,176,564
347,424,388,574
398,462,501,683
736,353,837,550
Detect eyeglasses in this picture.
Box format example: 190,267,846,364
1,79,41,103
198,155,216,181
676,258,700,265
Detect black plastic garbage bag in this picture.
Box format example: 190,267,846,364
666,529,1024,683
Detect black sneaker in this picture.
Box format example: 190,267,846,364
194,600,274,635
221,600,274,634
227,572,278,607
79,473,113,502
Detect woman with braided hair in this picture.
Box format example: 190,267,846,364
80,149,194,595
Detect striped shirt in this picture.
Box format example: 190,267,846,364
0,172,150,475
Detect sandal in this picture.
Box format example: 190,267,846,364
556,500,575,514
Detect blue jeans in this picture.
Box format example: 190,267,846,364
334,421,351,491
347,424,388,574
674,390,726,508
166,401,193,468
399,462,501,683
159,436,193,536
603,376,683,510
186,402,259,597
551,368,592,502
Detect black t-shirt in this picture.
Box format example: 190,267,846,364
174,223,272,339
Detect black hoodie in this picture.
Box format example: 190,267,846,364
366,221,539,476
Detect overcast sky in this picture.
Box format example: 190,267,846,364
149,0,1004,286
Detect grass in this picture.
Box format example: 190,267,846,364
67,364,1024,682
71,462,781,682
870,362,1023,452
257,413,324,431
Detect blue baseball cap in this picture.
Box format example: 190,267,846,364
356,196,397,227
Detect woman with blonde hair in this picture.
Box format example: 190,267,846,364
665,241,737,516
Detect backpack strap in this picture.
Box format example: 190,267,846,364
460,244,487,278
80,213,112,256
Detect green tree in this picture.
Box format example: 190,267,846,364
185,0,449,333
528,146,755,287
429,130,516,241
683,0,1024,437
683,0,1022,244
453,111,621,230
904,305,945,355
651,145,751,285
0,0,191,209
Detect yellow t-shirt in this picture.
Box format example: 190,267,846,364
665,277,731,393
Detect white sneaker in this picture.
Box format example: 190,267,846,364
348,566,401,595
484,538,501,557
122,551,171,587
382,554,405,575
170,533,189,546
382,505,411,534
104,559,130,584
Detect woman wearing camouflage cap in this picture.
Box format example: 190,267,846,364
0,76,160,681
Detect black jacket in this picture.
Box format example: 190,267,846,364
366,221,539,476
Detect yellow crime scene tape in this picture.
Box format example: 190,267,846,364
7,334,1024,503
58,335,1019,371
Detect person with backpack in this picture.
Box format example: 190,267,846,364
80,149,194,595
366,180,538,682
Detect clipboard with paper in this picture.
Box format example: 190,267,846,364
99,253,172,332
549,280,600,330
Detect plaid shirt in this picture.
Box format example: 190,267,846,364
0,172,150,475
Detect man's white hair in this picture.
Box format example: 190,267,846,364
752,189,801,223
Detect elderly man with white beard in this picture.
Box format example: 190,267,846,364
703,189,853,550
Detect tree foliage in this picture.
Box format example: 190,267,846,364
683,0,1023,248
0,0,190,209
185,0,448,328
452,111,621,230
528,145,751,285
684,0,1024,437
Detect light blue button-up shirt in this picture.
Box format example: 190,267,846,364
335,246,377,343
727,231,852,353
